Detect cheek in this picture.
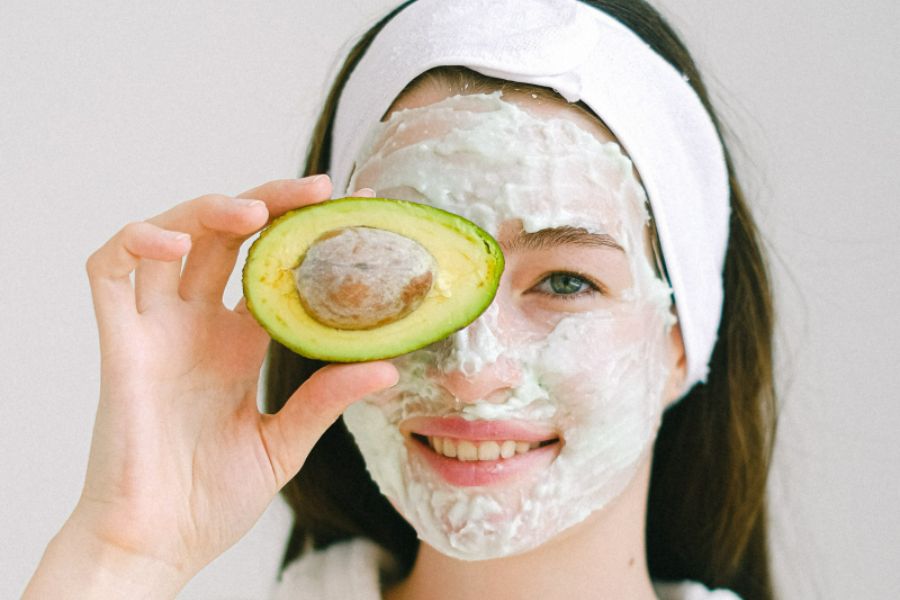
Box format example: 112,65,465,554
533,308,670,418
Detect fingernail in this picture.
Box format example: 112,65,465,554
380,362,400,387
298,174,327,185
232,198,265,208
163,230,190,242
355,187,376,197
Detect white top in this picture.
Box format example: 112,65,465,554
271,538,742,600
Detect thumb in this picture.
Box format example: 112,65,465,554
260,361,399,488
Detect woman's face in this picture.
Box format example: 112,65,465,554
342,85,684,560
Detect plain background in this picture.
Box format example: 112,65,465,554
2,1,898,598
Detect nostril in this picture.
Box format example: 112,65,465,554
435,359,521,404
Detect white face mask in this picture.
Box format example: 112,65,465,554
343,92,676,560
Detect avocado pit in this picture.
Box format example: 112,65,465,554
293,226,436,330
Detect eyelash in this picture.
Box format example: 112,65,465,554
530,271,604,300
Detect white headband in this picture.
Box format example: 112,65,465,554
330,0,729,390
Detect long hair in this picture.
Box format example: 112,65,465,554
264,2,777,598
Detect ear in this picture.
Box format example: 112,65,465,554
661,322,687,410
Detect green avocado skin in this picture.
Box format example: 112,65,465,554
241,197,504,362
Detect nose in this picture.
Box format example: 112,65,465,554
435,357,522,404
432,276,524,404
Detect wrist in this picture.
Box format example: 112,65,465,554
24,517,191,600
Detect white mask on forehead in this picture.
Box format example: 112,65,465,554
342,92,676,560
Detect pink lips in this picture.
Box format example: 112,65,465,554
402,416,561,487
400,416,557,442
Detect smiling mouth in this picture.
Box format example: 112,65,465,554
412,434,560,461
399,416,562,486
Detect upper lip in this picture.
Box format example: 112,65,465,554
400,415,559,442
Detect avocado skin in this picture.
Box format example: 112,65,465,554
242,197,504,362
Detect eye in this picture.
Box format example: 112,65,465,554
532,272,601,298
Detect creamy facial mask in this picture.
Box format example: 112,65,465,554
342,92,675,560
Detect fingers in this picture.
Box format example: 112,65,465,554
233,296,251,315
353,187,376,198
260,362,399,488
94,175,339,316
134,255,183,309
145,175,333,304
166,195,269,302
87,222,191,327
236,175,332,220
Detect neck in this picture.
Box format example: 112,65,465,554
385,457,657,600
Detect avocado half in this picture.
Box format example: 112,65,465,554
242,197,504,362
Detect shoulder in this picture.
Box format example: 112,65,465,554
654,580,743,600
271,538,397,600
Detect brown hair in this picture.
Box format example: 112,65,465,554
265,1,777,598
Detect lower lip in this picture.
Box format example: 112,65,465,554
407,437,560,487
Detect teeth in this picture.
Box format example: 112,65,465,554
478,441,500,461
457,440,477,461
443,438,457,458
426,436,552,461
500,440,517,459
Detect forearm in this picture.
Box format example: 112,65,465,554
23,519,190,600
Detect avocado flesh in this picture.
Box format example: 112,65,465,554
242,197,504,362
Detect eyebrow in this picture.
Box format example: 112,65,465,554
501,226,624,253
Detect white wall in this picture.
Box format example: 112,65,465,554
2,1,897,598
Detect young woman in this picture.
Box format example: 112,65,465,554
25,1,776,599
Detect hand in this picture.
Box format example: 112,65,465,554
26,177,396,597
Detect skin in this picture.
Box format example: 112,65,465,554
371,82,688,600
23,177,399,598
24,84,686,600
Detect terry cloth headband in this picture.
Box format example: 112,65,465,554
329,0,730,391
